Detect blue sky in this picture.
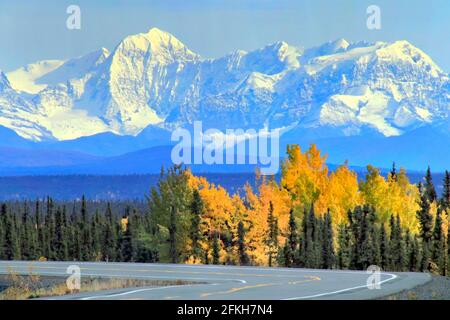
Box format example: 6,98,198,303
0,0,449,71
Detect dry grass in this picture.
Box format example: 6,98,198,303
380,276,450,300
0,267,193,300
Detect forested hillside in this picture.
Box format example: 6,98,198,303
0,144,448,275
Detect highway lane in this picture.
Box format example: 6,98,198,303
0,261,431,300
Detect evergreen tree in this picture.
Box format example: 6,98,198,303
442,235,448,276
424,167,437,203
20,202,32,260
397,215,407,271
285,208,298,267
410,236,422,272
69,202,82,261
448,222,450,273
441,170,450,209
349,207,365,269
302,205,318,268
321,210,335,269
421,241,431,272
189,190,203,263
1,204,19,260
54,207,68,260
281,239,290,267
102,203,117,262
91,209,103,259
432,210,444,264
389,214,406,271
35,200,44,258
237,221,249,266
266,202,279,267
337,223,350,269
120,214,134,262
389,162,397,181
44,197,55,259
359,206,375,269
370,209,382,267
431,209,447,275
379,223,390,270
168,205,178,263
80,196,92,261
417,187,433,243
212,232,220,265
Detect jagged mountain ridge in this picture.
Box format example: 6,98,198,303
1,27,449,143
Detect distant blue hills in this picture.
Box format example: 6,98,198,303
0,122,448,175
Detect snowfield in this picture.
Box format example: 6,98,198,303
1,27,449,142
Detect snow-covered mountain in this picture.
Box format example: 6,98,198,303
1,27,449,144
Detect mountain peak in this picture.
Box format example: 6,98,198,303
0,28,448,143
318,38,350,54
376,40,444,75
115,27,199,64
145,27,173,39
331,38,350,50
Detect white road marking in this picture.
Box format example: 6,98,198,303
80,285,196,300
0,261,407,300
283,272,398,300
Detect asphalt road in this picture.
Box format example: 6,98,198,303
0,261,431,300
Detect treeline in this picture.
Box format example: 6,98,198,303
0,144,449,275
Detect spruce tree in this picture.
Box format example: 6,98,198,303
44,197,55,259
20,202,32,260
397,215,407,271
410,236,422,272
237,221,249,266
70,202,82,261
212,232,220,265
441,170,450,209
91,209,103,259
337,223,350,269
121,214,134,262
102,203,117,262
266,202,279,267
432,209,444,266
169,205,178,263
370,209,382,267
424,166,437,203
379,223,390,270
421,240,431,272
189,190,203,263
1,204,19,260
54,207,68,261
303,205,318,268
321,210,335,269
359,206,374,269
80,196,92,261
417,188,433,243
35,200,44,259
389,162,397,181
389,214,406,271
285,208,298,267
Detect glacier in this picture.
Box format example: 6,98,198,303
1,27,448,142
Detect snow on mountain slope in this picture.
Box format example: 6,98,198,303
0,28,448,143
37,48,110,87
6,60,64,93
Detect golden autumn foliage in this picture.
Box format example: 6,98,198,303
360,166,420,233
281,144,329,214
155,144,429,266
326,163,362,226
243,177,292,265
